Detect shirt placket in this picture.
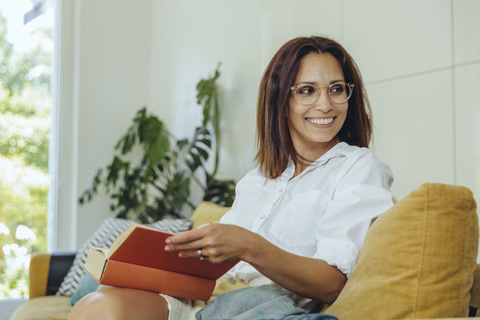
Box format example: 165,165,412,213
251,173,289,232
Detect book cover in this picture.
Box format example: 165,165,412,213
84,224,238,300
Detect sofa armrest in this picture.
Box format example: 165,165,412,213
29,252,51,299
29,251,76,299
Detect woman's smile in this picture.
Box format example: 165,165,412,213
306,117,335,126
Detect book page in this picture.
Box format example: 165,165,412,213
84,247,110,280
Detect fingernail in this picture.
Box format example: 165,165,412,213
164,246,170,251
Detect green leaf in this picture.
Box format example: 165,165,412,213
203,176,236,207
168,172,191,212
176,126,211,173
115,108,147,154
147,127,170,165
196,63,221,127
139,117,162,143
138,115,170,164
106,156,129,187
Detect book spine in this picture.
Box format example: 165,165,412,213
99,260,215,301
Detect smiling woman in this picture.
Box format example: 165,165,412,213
69,35,395,320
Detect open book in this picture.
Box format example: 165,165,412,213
83,223,238,301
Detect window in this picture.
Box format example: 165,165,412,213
0,0,54,303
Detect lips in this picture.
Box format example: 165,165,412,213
306,117,334,125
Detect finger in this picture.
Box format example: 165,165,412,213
166,227,207,245
177,248,205,259
165,238,205,253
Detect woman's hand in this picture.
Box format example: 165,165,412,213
164,223,258,264
166,223,346,303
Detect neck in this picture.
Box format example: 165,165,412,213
292,138,340,178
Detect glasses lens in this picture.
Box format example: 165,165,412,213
294,84,317,105
328,82,351,104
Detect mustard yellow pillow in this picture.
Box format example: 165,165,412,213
191,201,230,229
326,183,479,319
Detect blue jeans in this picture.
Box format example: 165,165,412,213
262,316,338,320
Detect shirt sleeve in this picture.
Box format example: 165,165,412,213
313,149,395,276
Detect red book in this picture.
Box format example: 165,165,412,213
83,224,238,301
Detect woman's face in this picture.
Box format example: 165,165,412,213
287,52,348,159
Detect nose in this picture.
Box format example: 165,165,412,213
313,88,332,112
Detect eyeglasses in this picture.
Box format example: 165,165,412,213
290,81,355,105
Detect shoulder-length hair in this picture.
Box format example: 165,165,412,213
255,36,372,179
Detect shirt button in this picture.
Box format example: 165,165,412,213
259,213,265,219
278,188,283,193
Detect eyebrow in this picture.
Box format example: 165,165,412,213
294,80,345,86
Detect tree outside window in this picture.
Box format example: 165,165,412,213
0,0,53,299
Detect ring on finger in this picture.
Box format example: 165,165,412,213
198,248,206,260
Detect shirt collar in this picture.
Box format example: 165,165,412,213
283,142,352,179
311,141,351,166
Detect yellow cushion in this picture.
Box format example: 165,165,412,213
29,253,52,299
10,296,71,320
326,183,479,319
191,201,230,229
192,274,250,309
207,274,249,303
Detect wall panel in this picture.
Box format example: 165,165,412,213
454,0,480,64
343,0,452,83
455,63,480,204
369,70,455,200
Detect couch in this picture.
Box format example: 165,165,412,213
10,183,480,320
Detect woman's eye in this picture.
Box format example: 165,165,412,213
330,84,345,95
297,86,315,95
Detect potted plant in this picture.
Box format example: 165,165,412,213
78,64,235,223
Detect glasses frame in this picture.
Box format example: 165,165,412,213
290,81,355,105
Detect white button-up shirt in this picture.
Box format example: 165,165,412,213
220,142,395,287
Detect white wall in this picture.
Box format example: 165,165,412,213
353,0,480,203
55,0,153,249
55,0,480,250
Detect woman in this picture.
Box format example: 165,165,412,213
70,36,395,320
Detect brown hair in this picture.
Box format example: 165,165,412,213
255,36,372,179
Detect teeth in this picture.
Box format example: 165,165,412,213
308,118,333,125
